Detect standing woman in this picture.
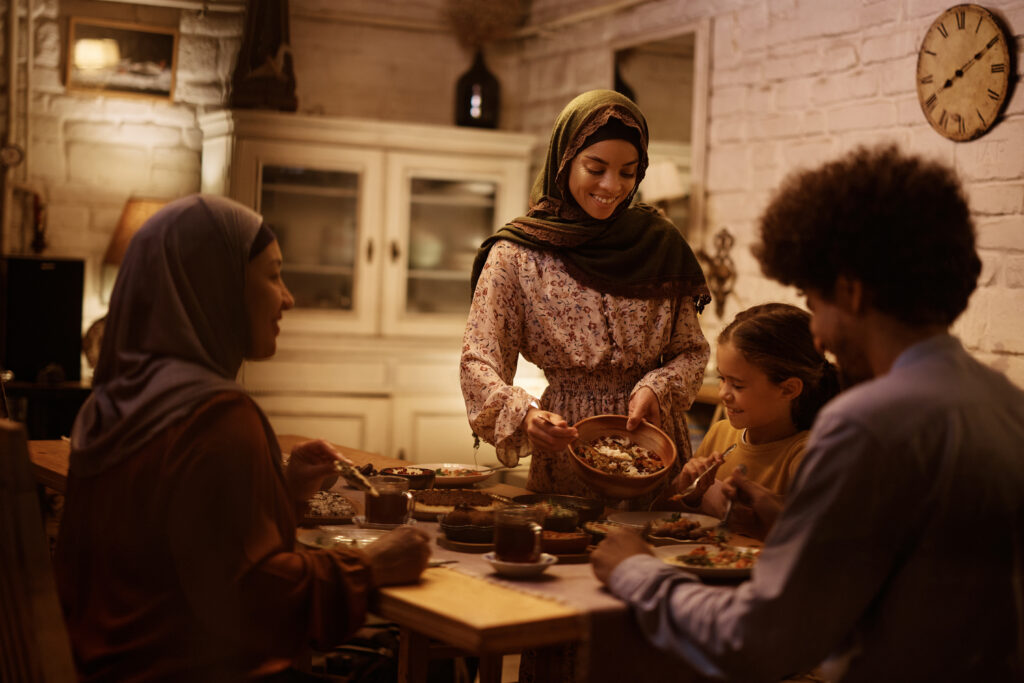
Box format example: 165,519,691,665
55,195,428,681
461,90,711,502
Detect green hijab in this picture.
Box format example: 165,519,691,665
471,89,710,310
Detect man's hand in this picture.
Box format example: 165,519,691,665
364,526,431,587
524,407,578,452
627,387,661,430
721,469,784,540
591,527,653,585
286,439,347,504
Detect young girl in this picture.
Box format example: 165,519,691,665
666,303,839,531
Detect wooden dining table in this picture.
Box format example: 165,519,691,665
29,436,734,683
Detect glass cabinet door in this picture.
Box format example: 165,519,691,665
405,177,495,315
260,166,359,311
235,141,384,335
383,152,528,337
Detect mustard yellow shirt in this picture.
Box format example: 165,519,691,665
695,420,808,496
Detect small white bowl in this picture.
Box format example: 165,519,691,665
482,552,557,578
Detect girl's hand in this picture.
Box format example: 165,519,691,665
627,387,661,430
669,451,725,505
286,439,349,504
524,407,578,452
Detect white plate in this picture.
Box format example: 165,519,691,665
297,526,387,550
653,544,761,579
483,552,557,578
607,511,720,529
418,462,496,487
354,515,417,531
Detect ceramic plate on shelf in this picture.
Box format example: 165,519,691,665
417,462,496,487
653,544,761,579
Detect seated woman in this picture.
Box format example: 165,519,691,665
55,195,430,681
662,303,839,537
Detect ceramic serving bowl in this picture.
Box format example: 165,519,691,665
512,493,605,525
567,415,677,499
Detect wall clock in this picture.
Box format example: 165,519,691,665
916,4,1012,141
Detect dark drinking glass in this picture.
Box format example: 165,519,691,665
494,506,543,563
365,475,412,525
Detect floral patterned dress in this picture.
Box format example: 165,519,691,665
461,240,710,501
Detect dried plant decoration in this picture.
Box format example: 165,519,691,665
444,0,530,50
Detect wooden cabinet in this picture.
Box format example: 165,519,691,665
200,111,541,461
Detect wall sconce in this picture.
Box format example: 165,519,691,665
100,197,168,303
696,228,736,319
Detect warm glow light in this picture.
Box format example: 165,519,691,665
642,159,688,204
103,198,169,266
73,38,121,70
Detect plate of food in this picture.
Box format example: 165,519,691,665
643,512,727,545
418,462,497,487
412,489,511,521
653,544,761,579
300,491,357,527
297,526,386,551
607,510,719,530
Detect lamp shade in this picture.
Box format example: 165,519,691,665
102,198,168,266
641,159,687,204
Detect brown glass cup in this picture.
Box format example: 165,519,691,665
494,505,544,563
365,475,413,525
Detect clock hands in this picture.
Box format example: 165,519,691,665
926,37,997,102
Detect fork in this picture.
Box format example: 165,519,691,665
708,462,748,531
674,443,737,499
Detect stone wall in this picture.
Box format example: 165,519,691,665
520,0,1024,384
2,0,242,327
2,0,1023,384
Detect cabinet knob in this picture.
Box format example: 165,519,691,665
366,239,374,262
390,240,401,262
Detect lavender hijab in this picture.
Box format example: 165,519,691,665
70,194,277,477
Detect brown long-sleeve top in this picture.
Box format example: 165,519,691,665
55,392,371,682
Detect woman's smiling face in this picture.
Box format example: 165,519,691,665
567,138,639,220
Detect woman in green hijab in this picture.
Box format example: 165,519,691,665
461,89,711,502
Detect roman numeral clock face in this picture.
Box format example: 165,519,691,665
916,4,1012,141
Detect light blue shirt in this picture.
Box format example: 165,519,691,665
609,334,1024,682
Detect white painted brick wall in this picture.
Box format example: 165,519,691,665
3,0,1021,385
519,0,1024,386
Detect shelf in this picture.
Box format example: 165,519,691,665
407,268,468,281
284,263,355,276
410,194,494,208
263,183,359,199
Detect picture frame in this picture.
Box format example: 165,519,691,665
66,18,178,100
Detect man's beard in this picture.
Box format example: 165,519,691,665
834,350,873,390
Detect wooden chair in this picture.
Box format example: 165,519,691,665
0,418,76,681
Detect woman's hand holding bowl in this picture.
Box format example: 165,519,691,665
626,387,661,430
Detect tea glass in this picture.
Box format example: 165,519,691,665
365,475,413,526
494,505,544,563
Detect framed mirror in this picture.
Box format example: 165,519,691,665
613,19,710,247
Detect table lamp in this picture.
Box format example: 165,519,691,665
640,159,687,212
100,197,168,302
